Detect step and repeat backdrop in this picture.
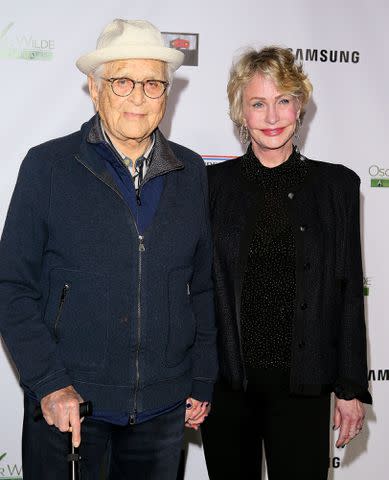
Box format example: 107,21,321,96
0,0,388,478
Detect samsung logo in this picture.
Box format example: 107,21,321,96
330,457,341,469
368,369,389,381
291,48,360,64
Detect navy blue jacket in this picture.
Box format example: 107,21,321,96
0,117,217,416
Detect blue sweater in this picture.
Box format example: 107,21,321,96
0,116,217,419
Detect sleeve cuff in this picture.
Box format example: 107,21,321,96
191,379,214,403
31,369,73,401
334,377,372,404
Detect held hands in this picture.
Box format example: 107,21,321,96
185,397,211,431
40,385,84,447
333,397,365,448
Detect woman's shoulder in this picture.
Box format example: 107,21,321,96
306,157,361,190
206,156,244,183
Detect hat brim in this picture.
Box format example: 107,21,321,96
76,45,184,75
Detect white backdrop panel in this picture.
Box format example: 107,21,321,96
1,1,388,478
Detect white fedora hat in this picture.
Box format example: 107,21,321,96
76,19,184,75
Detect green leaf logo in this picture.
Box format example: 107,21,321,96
0,22,14,40
0,452,7,462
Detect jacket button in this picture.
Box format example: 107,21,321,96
299,341,305,349
288,192,294,199
299,225,307,232
303,262,311,271
300,302,308,310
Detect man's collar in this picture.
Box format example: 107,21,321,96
99,119,155,164
87,113,105,144
85,114,184,179
88,114,155,164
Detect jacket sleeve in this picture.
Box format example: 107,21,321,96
189,161,218,402
0,149,72,400
334,171,372,404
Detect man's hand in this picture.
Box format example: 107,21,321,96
185,397,211,431
40,385,84,447
333,397,365,448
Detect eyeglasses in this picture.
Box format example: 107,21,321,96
102,77,169,99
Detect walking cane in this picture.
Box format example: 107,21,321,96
34,400,93,480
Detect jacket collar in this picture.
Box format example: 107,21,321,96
81,113,183,180
241,144,311,195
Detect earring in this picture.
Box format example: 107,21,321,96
239,125,249,144
294,117,301,141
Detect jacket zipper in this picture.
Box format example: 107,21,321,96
129,235,145,425
75,157,144,425
54,283,70,342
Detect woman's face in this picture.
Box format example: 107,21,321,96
242,73,300,156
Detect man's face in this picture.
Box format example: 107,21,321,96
89,58,167,144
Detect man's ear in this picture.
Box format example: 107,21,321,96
88,75,99,111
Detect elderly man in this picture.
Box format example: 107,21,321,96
0,19,217,479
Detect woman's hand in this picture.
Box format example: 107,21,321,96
333,397,365,447
184,397,211,431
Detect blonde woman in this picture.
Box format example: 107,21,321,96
201,46,371,480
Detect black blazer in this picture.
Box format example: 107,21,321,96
207,151,371,402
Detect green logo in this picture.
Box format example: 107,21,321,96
371,179,389,188
363,277,372,296
0,452,23,479
369,165,389,188
0,22,55,61
0,24,14,40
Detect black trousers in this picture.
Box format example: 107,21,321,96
22,395,185,480
201,381,331,480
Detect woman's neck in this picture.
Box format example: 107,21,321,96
251,141,293,168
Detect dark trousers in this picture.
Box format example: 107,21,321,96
201,381,331,480
22,395,185,480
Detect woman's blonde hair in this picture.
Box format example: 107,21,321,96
227,46,313,126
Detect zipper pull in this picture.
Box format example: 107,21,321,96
61,283,70,300
54,283,71,343
139,236,145,252
129,414,136,425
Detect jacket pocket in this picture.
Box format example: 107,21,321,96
44,268,109,371
166,265,196,367
54,282,71,342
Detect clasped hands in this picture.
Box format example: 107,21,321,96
184,397,211,430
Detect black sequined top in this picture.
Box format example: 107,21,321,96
240,145,308,390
